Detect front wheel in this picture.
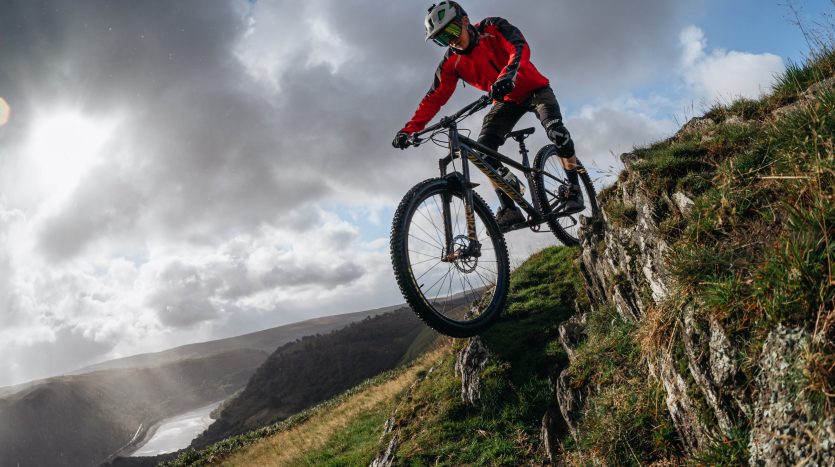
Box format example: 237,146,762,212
390,177,510,338
533,145,599,246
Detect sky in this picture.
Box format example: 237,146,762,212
0,0,831,387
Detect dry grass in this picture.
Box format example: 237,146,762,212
220,345,448,466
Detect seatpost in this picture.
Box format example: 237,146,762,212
518,140,530,167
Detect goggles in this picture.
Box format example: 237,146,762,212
431,21,463,47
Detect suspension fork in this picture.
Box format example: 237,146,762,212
438,124,479,261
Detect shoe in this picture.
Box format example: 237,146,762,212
559,183,585,214
496,206,526,228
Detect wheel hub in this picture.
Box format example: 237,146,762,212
445,235,481,273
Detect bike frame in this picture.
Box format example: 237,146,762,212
411,96,578,261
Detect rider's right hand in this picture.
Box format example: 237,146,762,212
392,131,411,150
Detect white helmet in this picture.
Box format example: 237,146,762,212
424,2,467,46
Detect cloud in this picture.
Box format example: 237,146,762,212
569,102,678,174
0,0,712,386
679,25,784,103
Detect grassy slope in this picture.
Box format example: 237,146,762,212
163,346,445,466
583,46,834,464
165,246,583,466
378,246,579,466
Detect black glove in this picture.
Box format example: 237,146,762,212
490,77,515,100
392,131,410,149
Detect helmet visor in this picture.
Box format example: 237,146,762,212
431,21,462,47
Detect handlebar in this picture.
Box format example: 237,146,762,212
407,95,492,147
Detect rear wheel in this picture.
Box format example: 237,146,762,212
390,178,510,337
532,145,599,246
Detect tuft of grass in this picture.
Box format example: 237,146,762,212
563,304,683,465
690,428,750,466
602,197,639,228
771,46,835,105
705,96,771,122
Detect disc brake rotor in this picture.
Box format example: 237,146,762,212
451,234,478,273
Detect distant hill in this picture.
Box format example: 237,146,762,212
192,309,435,447
0,304,408,466
72,305,405,375
0,349,266,467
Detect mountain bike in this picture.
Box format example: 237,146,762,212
390,94,599,337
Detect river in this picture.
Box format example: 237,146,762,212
130,400,224,456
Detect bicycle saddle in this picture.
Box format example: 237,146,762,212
505,127,535,141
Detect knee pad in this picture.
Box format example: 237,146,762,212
544,119,575,158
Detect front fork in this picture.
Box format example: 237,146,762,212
440,125,480,262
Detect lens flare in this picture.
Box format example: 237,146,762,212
0,97,9,127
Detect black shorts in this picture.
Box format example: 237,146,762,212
477,86,575,163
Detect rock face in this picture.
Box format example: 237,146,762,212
369,434,399,467
749,326,834,466
572,160,715,454
455,336,490,405
369,365,437,467
558,137,832,462
539,399,566,464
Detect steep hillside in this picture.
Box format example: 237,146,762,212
0,305,411,466
559,47,833,465
0,349,266,467
192,309,434,447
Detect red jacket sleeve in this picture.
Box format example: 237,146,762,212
401,52,458,134
485,18,529,83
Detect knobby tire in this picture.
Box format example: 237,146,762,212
390,178,510,338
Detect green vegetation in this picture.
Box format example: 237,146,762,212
628,41,835,455
288,399,391,466
562,304,682,465
386,246,579,465
691,428,751,466
193,309,426,447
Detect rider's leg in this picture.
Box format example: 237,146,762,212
529,87,584,210
477,101,525,210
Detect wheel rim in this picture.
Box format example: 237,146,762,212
405,189,501,325
541,154,596,242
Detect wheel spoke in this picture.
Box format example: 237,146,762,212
415,201,446,249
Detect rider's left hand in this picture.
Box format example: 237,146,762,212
490,77,515,100
392,131,410,149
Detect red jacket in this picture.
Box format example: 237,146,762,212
400,17,550,134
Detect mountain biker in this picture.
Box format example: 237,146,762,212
392,1,584,227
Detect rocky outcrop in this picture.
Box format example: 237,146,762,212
369,364,437,467
555,370,587,443
558,314,585,360
647,348,710,453
749,326,834,466
454,336,490,405
562,105,834,462
539,399,567,464
370,433,399,467
573,169,719,453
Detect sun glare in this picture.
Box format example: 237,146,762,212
26,110,116,199
0,97,10,126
